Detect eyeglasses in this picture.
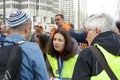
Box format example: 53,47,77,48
84,29,95,36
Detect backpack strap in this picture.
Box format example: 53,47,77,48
4,41,25,79
90,46,118,80
0,40,25,45
0,40,16,47
5,45,22,79
5,40,25,68
17,41,26,45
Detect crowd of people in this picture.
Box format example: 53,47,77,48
0,10,120,80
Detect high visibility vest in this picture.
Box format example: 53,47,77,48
91,44,120,80
47,54,78,79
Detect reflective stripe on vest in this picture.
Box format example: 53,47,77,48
91,44,120,80
47,54,78,79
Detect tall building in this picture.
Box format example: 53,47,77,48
78,0,87,29
59,0,87,30
73,0,87,30
0,0,59,26
61,0,74,24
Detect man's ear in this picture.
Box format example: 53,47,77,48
25,24,30,33
95,27,101,34
25,25,28,33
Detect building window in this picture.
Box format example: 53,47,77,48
40,0,47,3
0,4,3,9
21,4,28,9
22,0,26,1
29,0,35,2
6,4,11,8
13,0,19,1
29,4,35,9
36,0,39,3
36,5,39,9
12,4,19,9
40,5,47,10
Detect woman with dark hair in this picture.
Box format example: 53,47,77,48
46,28,80,80
35,34,49,60
115,21,120,35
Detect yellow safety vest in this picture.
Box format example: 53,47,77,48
91,44,120,80
47,54,78,79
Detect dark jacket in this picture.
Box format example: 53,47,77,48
72,31,120,80
70,31,88,43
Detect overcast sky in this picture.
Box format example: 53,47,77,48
87,0,119,21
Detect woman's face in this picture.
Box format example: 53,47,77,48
53,33,65,52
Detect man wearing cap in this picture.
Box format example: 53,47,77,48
5,10,49,80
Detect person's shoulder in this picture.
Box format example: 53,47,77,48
79,47,93,58
75,47,95,63
44,32,50,37
71,37,77,44
22,41,39,50
24,41,38,46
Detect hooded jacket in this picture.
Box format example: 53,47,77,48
72,31,120,80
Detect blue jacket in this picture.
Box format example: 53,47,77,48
5,34,49,80
0,37,4,41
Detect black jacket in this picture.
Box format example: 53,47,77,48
72,31,120,80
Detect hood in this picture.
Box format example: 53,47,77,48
71,38,80,56
91,31,120,56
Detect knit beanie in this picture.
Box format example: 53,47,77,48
7,10,30,28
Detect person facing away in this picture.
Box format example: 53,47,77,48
6,10,49,80
35,34,49,61
55,14,87,43
50,27,57,37
29,24,50,42
72,13,120,80
46,28,80,80
115,21,120,35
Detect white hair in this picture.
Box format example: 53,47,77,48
84,13,115,33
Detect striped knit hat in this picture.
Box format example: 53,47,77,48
7,10,30,27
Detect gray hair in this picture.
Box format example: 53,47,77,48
84,13,115,33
